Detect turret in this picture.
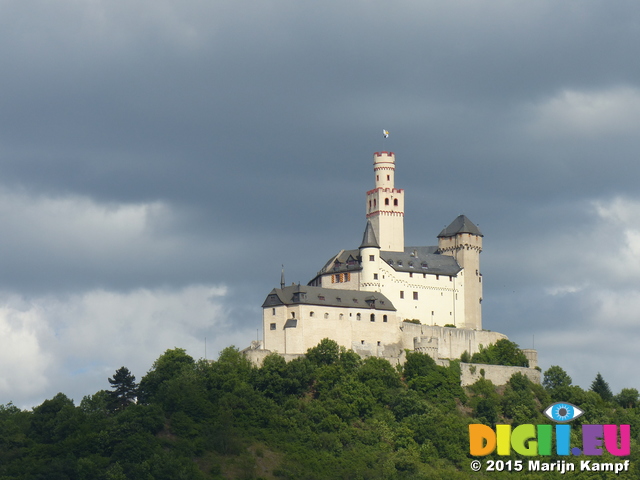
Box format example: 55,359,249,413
365,152,404,251
359,220,381,291
438,215,483,330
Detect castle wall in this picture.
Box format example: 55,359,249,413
460,363,541,386
398,323,507,360
263,303,400,355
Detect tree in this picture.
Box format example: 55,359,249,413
108,367,138,411
590,372,613,401
306,338,340,366
470,339,529,367
138,348,195,403
543,365,572,391
615,388,639,409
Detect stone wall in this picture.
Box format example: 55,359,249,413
460,362,540,386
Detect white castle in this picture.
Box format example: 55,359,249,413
247,151,538,384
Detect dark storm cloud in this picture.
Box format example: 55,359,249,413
1,0,640,405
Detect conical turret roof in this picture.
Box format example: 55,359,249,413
360,220,380,248
438,215,483,238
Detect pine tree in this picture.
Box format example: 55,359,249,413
590,372,613,401
108,366,138,411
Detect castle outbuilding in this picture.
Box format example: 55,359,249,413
246,151,538,385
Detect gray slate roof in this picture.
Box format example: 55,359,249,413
312,245,461,278
263,285,396,311
359,220,380,248
382,247,461,275
438,215,483,238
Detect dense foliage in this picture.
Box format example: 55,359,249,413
0,341,638,479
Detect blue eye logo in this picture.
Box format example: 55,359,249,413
544,402,584,423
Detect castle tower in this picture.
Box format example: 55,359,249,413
359,220,381,291
437,215,483,330
366,152,404,251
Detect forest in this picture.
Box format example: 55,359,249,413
0,338,637,479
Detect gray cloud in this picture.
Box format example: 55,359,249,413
1,0,640,405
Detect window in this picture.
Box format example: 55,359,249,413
369,255,375,261
449,276,453,282
377,175,379,181
310,311,315,317
385,198,389,205
318,295,325,301
333,273,351,283
336,297,341,302
370,313,375,322
339,313,344,320
383,315,388,323
361,340,365,345
356,313,361,320
377,341,381,346
324,313,329,319
393,199,398,206
373,199,377,207
409,272,413,278
413,292,419,300
400,291,404,299
387,175,390,181
272,308,276,315
373,273,378,280
436,275,440,280
270,323,276,330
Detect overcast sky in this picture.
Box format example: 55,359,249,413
1,0,640,407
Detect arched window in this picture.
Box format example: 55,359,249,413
324,313,329,319
385,198,389,205
356,313,361,321
310,311,315,317
370,313,375,322
394,199,398,206
383,315,388,323
373,199,377,207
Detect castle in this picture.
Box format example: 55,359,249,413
246,151,538,385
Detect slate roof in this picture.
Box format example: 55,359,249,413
359,220,380,248
263,285,396,311
438,215,483,238
312,245,461,278
382,247,461,275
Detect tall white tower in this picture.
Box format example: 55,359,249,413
366,152,404,252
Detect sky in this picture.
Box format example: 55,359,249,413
1,0,640,408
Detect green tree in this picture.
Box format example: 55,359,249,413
306,338,340,366
590,372,613,401
615,388,639,409
470,339,529,367
138,348,195,403
543,365,572,390
108,366,138,411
